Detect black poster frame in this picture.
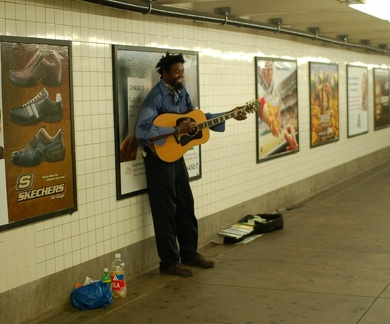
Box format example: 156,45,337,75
0,36,77,231
112,46,201,199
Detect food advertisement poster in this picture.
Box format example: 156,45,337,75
373,68,390,130
112,46,200,199
0,37,76,231
309,62,339,147
255,58,299,162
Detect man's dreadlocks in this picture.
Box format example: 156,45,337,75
156,52,186,76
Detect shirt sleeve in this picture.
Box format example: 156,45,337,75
135,89,173,147
205,112,226,132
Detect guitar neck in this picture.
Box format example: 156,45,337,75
198,106,246,130
153,99,258,162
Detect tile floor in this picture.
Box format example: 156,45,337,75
45,162,390,324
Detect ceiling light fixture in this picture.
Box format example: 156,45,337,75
349,0,390,22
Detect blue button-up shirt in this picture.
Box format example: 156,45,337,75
136,80,225,148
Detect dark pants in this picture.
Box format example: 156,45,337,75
144,148,198,270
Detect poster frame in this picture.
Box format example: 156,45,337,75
0,36,76,231
373,68,390,131
112,45,201,200
346,65,369,138
309,61,340,148
255,57,299,163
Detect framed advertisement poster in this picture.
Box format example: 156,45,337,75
373,68,390,130
255,58,299,162
112,46,201,199
309,62,339,147
347,65,369,137
0,37,76,231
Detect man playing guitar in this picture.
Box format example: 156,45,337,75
135,52,246,276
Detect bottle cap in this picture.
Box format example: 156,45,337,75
74,283,83,289
115,253,121,259
104,268,108,272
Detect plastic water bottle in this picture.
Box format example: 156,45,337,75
110,253,127,298
101,268,111,290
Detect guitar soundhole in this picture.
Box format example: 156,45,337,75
188,128,197,136
176,117,202,146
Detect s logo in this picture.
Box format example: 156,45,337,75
15,173,34,191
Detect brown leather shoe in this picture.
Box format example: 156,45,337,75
182,254,215,269
9,50,63,87
160,263,193,277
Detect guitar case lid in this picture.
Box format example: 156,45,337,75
223,213,283,244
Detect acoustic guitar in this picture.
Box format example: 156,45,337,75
152,99,260,162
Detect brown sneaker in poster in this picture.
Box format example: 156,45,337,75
11,128,65,167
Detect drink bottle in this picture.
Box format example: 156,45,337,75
110,253,127,298
101,268,111,290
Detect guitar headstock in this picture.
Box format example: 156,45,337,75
243,99,260,114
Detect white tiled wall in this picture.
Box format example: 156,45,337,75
0,0,389,293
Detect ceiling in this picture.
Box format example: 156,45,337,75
153,0,390,55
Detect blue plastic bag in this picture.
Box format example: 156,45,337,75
71,281,112,310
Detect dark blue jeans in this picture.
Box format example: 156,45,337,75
143,148,198,270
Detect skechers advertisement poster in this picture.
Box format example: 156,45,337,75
0,37,76,230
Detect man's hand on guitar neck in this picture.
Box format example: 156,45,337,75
231,107,247,121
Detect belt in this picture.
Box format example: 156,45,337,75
143,145,157,156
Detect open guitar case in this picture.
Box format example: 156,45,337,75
223,213,284,244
